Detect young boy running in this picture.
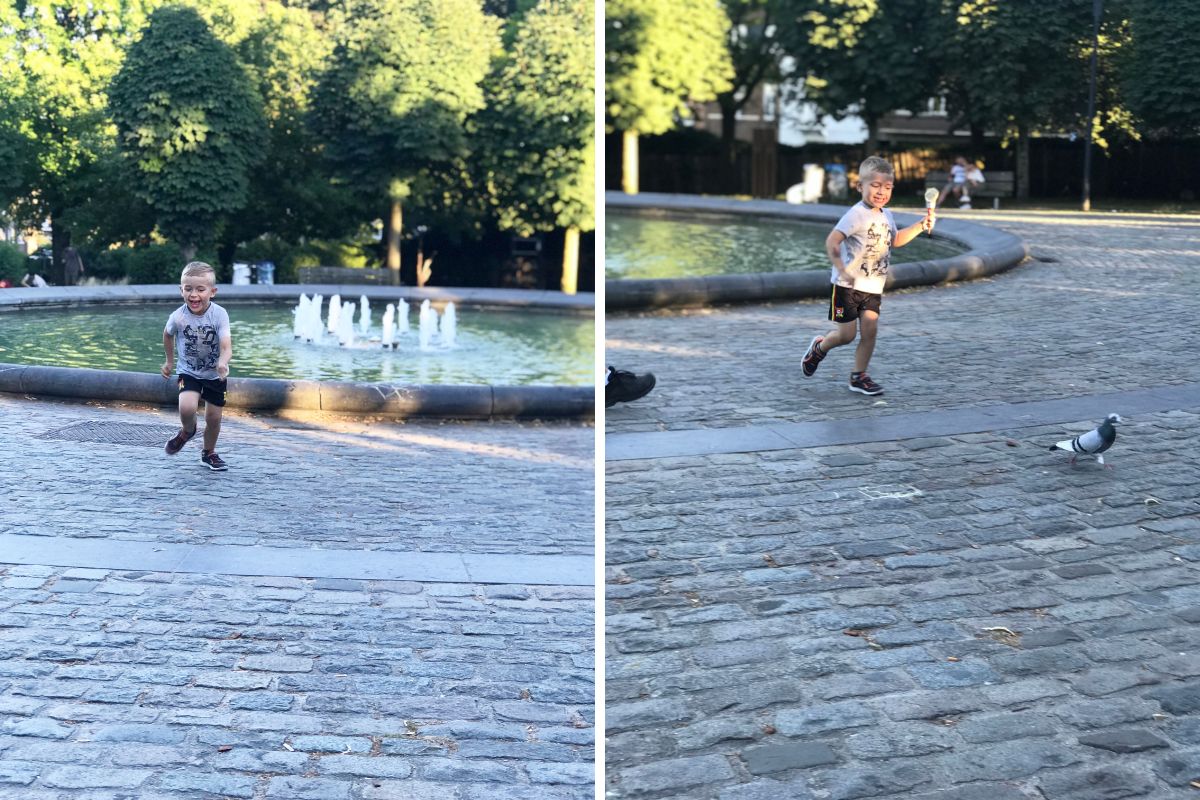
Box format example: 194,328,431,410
801,156,934,396
161,261,233,470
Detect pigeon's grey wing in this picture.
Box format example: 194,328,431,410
1073,427,1105,454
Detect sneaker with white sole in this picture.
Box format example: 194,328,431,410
801,336,826,378
165,427,196,455
201,450,228,471
848,372,883,396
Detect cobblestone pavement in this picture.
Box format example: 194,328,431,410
1,397,593,554
1,397,595,798
605,209,1200,798
606,209,1200,433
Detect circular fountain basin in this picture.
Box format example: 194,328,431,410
0,284,594,419
607,209,960,280
606,192,1029,310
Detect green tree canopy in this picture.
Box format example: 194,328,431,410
478,0,594,235
309,0,500,271
605,0,733,135
1120,0,1200,137
109,4,267,255
473,0,593,292
783,0,941,152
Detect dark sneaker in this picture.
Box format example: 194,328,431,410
849,373,883,396
801,336,826,378
201,450,228,471
165,427,196,455
606,368,656,408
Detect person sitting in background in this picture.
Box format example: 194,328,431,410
21,272,48,287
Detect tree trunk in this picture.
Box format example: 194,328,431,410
386,200,402,285
621,129,639,195
865,117,879,156
1016,125,1031,199
560,226,579,295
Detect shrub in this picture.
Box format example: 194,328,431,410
0,242,25,283
91,244,220,284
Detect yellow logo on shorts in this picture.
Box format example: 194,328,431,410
834,306,844,319
178,379,185,390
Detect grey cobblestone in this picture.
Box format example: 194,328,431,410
607,210,1200,798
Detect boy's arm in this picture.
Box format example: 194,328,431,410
894,209,936,248
217,334,232,379
161,331,175,379
825,230,851,283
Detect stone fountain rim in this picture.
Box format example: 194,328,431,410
605,192,1030,310
0,284,594,420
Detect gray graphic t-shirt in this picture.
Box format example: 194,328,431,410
165,302,230,380
832,201,897,294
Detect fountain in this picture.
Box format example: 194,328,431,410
336,305,356,347
358,295,371,335
397,299,410,333
418,299,435,350
441,302,457,347
293,294,309,339
381,304,395,349
327,294,342,334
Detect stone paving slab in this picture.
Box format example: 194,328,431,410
0,533,592,586
608,382,1200,461
0,567,593,799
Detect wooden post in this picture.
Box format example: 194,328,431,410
751,128,777,198
386,200,402,285
561,226,579,295
622,130,639,195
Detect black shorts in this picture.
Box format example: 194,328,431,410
178,374,227,407
829,285,882,323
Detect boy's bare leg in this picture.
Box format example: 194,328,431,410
203,403,222,452
854,311,879,373
178,391,200,435
818,319,859,352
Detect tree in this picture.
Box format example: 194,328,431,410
1120,0,1200,138
784,0,941,154
606,0,733,193
936,0,1092,196
221,2,358,262
475,0,594,293
109,5,267,258
716,0,793,148
0,0,155,280
310,0,500,281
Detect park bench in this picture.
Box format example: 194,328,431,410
924,169,1015,208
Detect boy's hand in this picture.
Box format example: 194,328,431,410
922,208,937,234
161,361,173,379
216,362,229,379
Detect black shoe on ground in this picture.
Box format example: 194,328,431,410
165,427,196,455
848,372,883,396
201,450,228,471
606,368,656,408
801,336,826,378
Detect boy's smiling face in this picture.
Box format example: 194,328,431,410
180,274,217,315
857,169,894,210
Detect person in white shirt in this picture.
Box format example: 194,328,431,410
801,156,936,396
20,272,48,287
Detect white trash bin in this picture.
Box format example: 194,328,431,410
232,262,251,285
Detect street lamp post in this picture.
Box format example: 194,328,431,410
1082,0,1102,212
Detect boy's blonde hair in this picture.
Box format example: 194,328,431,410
858,156,895,181
180,261,216,284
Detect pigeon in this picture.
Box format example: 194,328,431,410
1049,413,1122,468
